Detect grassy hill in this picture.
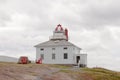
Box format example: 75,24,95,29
0,56,18,62
81,68,120,80
0,62,120,80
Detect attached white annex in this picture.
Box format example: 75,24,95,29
34,24,87,67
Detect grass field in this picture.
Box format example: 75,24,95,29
0,62,120,80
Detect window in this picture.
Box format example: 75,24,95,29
64,53,68,59
52,53,55,59
41,54,44,59
40,48,44,51
64,47,67,50
52,48,55,50
73,48,75,50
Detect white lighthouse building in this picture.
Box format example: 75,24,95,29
34,24,87,67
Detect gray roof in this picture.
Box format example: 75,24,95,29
34,40,81,49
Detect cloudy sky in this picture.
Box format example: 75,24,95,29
0,0,120,71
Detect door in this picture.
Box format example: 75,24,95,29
76,56,80,64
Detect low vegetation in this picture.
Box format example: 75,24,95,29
81,67,120,80
0,62,120,80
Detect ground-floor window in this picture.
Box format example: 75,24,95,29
52,53,55,60
64,53,68,59
41,54,44,59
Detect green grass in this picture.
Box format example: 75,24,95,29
0,62,120,80
58,67,120,80
81,67,120,80
60,69,72,73
49,64,71,69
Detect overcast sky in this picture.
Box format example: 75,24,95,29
0,0,120,71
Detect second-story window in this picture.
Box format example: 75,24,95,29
40,48,44,51
64,47,67,50
52,48,55,50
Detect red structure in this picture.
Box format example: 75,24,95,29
18,56,29,64
55,24,69,41
65,28,68,41
55,24,63,31
36,58,42,64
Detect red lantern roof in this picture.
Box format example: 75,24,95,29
55,24,63,31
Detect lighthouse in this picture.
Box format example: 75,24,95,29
50,24,68,41
34,24,87,67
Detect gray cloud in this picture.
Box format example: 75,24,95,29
78,0,120,29
0,10,11,26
